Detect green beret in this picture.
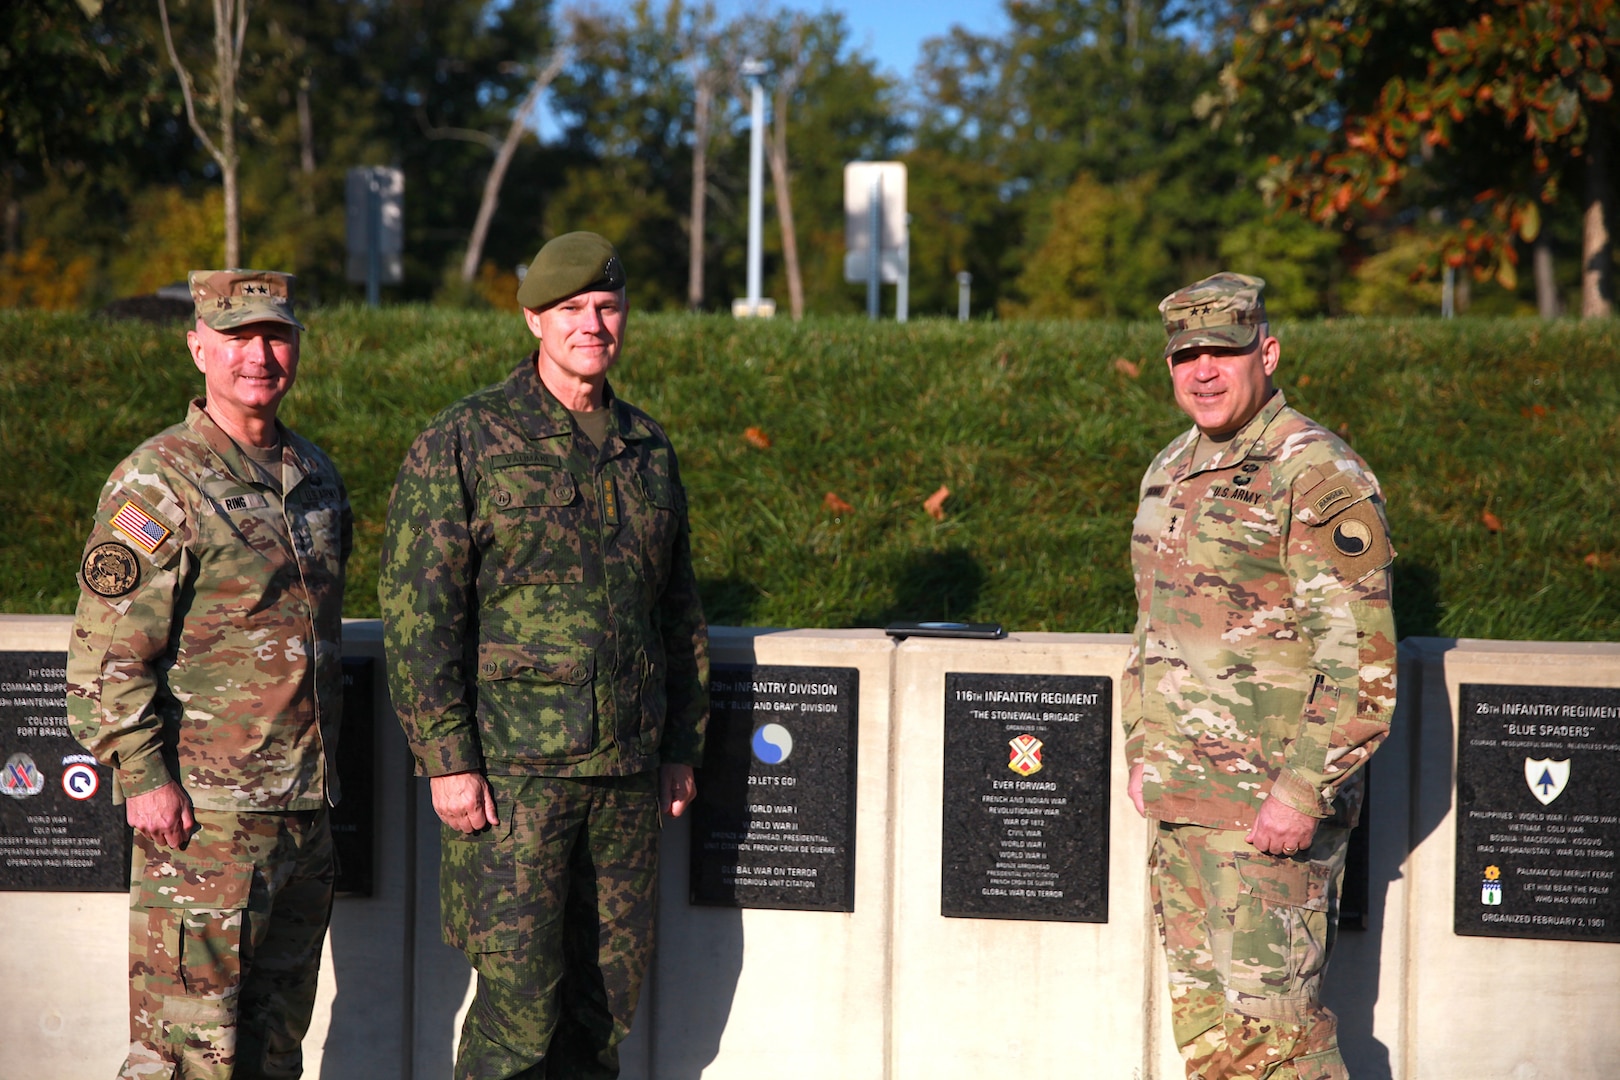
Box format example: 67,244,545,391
516,232,626,310
1158,272,1266,358
189,269,305,331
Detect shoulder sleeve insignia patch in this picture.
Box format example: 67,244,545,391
82,541,141,598
1332,517,1372,555
1316,501,1392,582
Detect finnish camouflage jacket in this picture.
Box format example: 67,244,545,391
67,401,351,810
1122,391,1397,829
378,357,708,779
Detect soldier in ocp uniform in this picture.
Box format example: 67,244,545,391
1123,273,1397,1079
379,232,708,1079
67,270,351,1079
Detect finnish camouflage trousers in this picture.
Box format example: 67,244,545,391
441,772,661,1080
1151,822,1351,1080
124,808,334,1080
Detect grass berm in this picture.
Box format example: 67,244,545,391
3,308,1616,640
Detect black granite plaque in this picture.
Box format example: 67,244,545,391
0,651,129,891
332,656,376,897
690,664,858,911
941,672,1111,921
1455,683,1620,942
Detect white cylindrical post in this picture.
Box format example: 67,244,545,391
867,172,881,320
957,271,972,322
896,213,910,324
366,169,381,308
746,63,766,314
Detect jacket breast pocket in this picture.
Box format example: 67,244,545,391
475,641,597,762
633,469,680,558
484,466,585,585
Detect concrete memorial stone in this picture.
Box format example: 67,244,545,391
0,650,128,890
941,672,1110,921
1455,682,1620,942
690,664,859,911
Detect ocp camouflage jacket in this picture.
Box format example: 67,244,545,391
378,357,708,779
1122,391,1397,830
67,401,351,810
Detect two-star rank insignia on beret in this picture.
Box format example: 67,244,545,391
83,542,140,598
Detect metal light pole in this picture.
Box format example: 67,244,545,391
896,213,911,323
744,58,768,316
366,171,382,308
866,170,881,320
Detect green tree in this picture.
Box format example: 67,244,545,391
1224,0,1620,315
546,2,900,314
912,0,1281,317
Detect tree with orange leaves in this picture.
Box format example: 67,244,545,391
1223,0,1619,316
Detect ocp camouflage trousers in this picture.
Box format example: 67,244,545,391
441,772,661,1080
1152,822,1351,1080
124,808,334,1080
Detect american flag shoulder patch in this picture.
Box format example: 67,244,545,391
110,500,173,554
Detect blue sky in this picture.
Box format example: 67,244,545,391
533,1,1008,138
710,0,1009,81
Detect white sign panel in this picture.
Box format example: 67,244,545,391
844,162,906,284
345,166,405,285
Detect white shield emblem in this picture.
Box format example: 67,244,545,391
1524,757,1571,806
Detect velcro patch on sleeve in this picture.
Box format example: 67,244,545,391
109,498,173,554
1294,462,1377,527
1316,500,1392,582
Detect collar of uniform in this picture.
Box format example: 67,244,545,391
507,354,602,441
507,354,655,448
185,398,313,491
1170,389,1288,479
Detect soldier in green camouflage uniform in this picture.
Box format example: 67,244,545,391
1122,273,1397,1080
379,232,708,1080
66,270,350,1080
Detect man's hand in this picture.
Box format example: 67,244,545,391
1246,795,1320,857
1127,763,1147,818
660,763,696,819
431,770,499,833
126,781,195,849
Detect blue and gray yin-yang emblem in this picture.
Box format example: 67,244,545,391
751,722,794,764
1332,518,1371,556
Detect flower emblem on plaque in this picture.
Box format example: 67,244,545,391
1008,734,1043,776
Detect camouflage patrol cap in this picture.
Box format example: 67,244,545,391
189,269,305,331
516,232,626,310
1158,272,1266,358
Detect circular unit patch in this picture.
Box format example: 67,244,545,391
62,762,100,801
1332,519,1373,557
751,723,794,765
83,541,140,598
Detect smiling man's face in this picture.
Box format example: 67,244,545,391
1166,329,1280,437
